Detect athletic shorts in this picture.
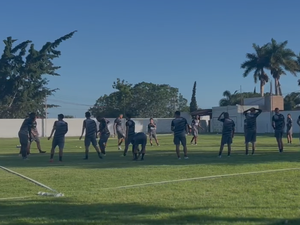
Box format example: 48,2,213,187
192,129,198,137
84,136,97,147
149,132,157,139
245,130,256,143
287,128,292,135
221,134,232,145
275,130,283,139
99,133,110,144
116,128,125,139
52,137,65,149
173,134,187,146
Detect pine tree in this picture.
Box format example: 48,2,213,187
189,81,198,112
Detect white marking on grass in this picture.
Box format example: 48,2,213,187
100,167,300,190
0,196,31,201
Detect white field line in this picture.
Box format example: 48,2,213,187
99,167,300,190
0,196,32,201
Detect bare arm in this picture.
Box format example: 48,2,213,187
272,116,275,129
80,121,86,139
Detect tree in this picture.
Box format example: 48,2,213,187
178,93,189,112
189,81,198,113
0,31,77,118
219,90,261,106
266,39,299,96
90,79,188,118
241,43,270,96
284,92,300,110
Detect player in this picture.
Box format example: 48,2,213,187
132,132,147,160
286,114,293,144
190,115,202,145
27,117,46,154
272,108,285,153
171,111,189,159
114,114,125,150
79,112,102,160
243,116,247,144
97,116,110,156
217,112,235,157
48,114,68,162
18,112,36,160
243,108,262,155
123,113,135,157
148,118,159,146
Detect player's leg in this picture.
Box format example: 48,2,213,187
117,131,124,150
149,133,153,146
290,130,293,144
251,131,256,155
194,130,198,145
173,136,181,159
84,137,90,159
245,131,250,155
218,135,226,157
153,134,159,146
35,137,45,153
91,137,102,158
27,140,31,155
140,140,146,160
50,139,57,162
123,136,132,156
227,136,232,156
279,131,283,152
19,133,29,160
58,140,64,162
102,134,109,155
190,135,195,144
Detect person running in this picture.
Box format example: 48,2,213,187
97,116,110,156
114,114,125,150
243,107,262,155
272,108,285,153
171,111,189,159
18,112,36,160
79,112,102,160
48,114,68,162
286,114,293,144
132,132,147,161
190,115,202,145
123,113,135,157
148,118,159,146
217,112,235,157
27,117,46,154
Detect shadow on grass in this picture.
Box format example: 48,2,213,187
0,199,298,225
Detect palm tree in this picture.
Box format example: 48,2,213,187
284,92,300,110
266,39,299,95
219,90,238,106
241,43,269,96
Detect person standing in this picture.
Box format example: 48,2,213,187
217,112,235,157
97,117,110,156
190,115,202,145
48,114,68,162
28,117,46,154
148,118,159,146
243,108,262,155
123,113,135,157
272,108,285,153
171,111,189,159
79,112,102,160
18,112,36,160
286,114,293,144
114,114,125,150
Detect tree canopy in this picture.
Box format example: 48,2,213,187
90,79,189,118
190,81,198,113
219,90,261,106
0,31,77,118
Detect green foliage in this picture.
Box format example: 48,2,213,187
219,90,261,106
284,92,300,110
189,81,198,113
90,79,188,118
0,31,77,118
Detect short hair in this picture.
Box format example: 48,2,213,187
224,112,229,118
275,107,279,111
29,112,36,119
150,118,153,120
126,113,131,119
287,113,291,116
58,114,64,119
85,112,91,118
175,111,180,116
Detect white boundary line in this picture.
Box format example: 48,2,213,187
0,196,32,201
100,167,300,190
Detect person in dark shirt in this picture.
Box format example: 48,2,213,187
123,113,136,157
79,112,102,160
190,115,202,145
243,108,262,155
243,117,247,144
97,116,110,156
18,112,36,160
286,114,293,144
272,108,285,153
48,114,68,162
171,111,189,159
114,114,125,150
218,112,235,157
148,118,159,146
132,132,147,161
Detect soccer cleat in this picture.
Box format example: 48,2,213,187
218,155,222,158
118,146,122,150
39,150,46,153
184,157,189,159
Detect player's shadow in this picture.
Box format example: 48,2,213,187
0,199,298,225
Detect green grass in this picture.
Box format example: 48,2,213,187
0,134,299,225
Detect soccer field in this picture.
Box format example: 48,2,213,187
0,134,299,225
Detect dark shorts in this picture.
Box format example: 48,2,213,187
18,132,29,146
245,130,256,143
287,127,292,135
116,128,125,139
173,134,187,146
99,133,110,144
133,133,147,149
125,135,135,146
52,138,65,149
84,136,97,147
149,132,157,139
275,130,283,139
221,134,232,145
192,129,198,137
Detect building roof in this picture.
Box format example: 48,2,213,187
190,109,212,116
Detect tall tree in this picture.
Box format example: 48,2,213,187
189,81,198,113
266,39,299,95
0,31,77,118
284,92,300,110
219,90,261,106
241,43,269,96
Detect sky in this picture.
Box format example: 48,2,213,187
1,0,300,118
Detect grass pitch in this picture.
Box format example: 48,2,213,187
0,134,299,225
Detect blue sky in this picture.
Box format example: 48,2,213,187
1,0,300,118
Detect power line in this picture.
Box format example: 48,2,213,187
47,98,93,107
